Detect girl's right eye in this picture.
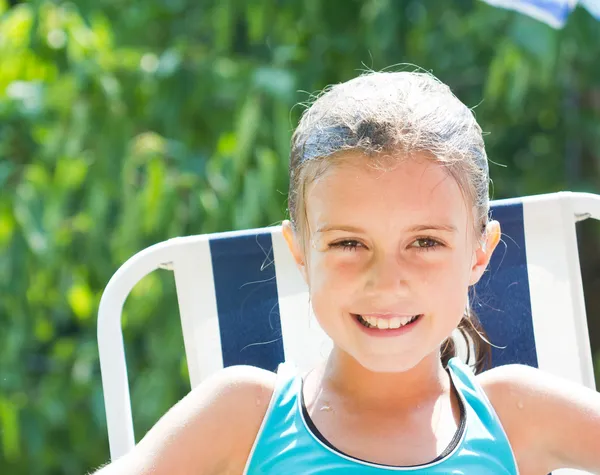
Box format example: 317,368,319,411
329,240,363,251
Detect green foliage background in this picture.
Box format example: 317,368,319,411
1,0,599,473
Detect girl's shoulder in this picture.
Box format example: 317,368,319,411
192,365,278,470
476,364,600,474
183,364,278,429
475,364,546,467
206,363,278,401
109,365,278,475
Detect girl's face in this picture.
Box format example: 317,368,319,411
284,153,500,373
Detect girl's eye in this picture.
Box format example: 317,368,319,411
411,238,442,251
329,240,363,251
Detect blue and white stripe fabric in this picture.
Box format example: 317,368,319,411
480,0,599,28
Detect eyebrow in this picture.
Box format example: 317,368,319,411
316,225,365,234
315,223,458,234
406,224,458,233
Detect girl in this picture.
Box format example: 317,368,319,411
96,71,600,474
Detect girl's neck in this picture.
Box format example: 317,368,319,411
315,348,451,409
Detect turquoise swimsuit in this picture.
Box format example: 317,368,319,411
244,358,518,474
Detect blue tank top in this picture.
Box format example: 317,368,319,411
244,358,518,474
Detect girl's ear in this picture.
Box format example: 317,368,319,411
282,220,308,283
469,220,501,286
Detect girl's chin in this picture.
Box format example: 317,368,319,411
350,352,427,374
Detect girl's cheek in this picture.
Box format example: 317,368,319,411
309,256,360,294
320,259,366,288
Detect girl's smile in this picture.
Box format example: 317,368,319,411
355,312,421,329
352,312,424,337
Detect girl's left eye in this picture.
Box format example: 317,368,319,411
411,238,442,250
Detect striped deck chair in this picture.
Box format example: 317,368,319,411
97,191,599,474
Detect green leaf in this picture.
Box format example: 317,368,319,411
67,282,93,321
0,397,20,461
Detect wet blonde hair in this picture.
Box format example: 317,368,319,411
288,71,491,372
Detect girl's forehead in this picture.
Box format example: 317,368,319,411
305,153,470,228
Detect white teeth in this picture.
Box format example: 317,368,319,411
359,314,419,330
364,315,378,326
389,317,402,329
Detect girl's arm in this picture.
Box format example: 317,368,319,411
92,365,276,475
482,364,600,474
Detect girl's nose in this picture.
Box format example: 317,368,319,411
364,252,410,296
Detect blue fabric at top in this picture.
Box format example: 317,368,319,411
480,0,582,28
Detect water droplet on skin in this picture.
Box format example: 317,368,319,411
517,401,524,410
320,405,332,412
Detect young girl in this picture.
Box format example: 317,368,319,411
96,71,600,474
